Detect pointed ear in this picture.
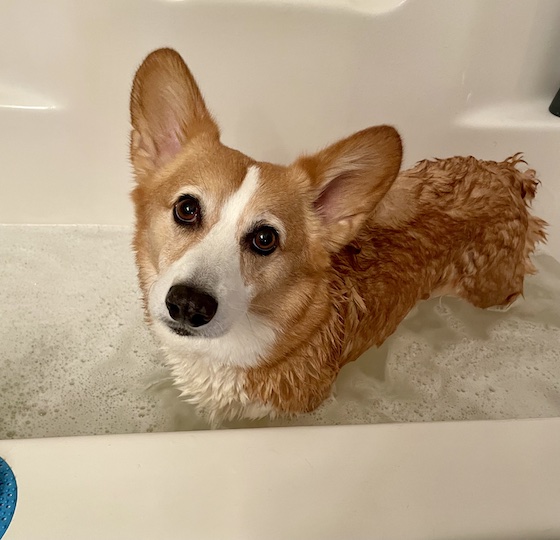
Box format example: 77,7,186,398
295,126,402,252
129,48,220,180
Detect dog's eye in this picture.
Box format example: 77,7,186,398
250,226,279,255
174,195,201,225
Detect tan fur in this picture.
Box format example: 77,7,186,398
245,156,547,413
131,136,253,311
130,48,547,419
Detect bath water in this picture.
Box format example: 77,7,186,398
1,225,559,439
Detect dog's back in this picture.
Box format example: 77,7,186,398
334,155,547,364
403,155,546,305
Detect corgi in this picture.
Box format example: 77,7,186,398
130,48,547,423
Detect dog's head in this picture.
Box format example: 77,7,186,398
130,48,402,370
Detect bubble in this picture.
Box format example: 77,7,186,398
1,226,560,438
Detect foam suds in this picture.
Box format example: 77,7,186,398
1,225,559,439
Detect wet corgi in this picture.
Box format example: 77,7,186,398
130,48,546,422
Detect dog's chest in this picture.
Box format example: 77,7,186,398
163,348,274,423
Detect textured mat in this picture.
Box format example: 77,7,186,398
0,457,17,539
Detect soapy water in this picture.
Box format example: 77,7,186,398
0,225,559,439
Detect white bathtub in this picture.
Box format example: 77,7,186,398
1,0,560,538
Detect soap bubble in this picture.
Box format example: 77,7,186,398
0,225,559,439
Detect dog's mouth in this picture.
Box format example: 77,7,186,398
162,319,228,339
165,322,196,337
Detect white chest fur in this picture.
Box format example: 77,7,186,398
153,323,274,424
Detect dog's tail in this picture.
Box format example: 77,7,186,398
505,154,548,274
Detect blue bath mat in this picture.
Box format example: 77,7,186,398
0,458,17,539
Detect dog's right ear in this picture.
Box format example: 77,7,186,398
130,48,219,180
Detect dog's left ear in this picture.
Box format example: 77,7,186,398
130,48,220,181
296,126,403,252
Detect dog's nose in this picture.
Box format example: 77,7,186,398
165,285,218,328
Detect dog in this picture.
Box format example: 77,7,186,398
129,48,547,423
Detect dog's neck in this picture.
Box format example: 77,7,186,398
243,214,450,415
244,278,341,414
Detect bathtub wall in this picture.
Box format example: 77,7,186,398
1,0,559,255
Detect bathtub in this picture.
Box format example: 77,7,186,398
1,0,560,538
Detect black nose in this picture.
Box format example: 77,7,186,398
165,285,218,328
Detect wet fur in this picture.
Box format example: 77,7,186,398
130,49,547,421
245,155,547,414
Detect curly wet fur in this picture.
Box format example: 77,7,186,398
130,49,547,421
245,155,547,414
